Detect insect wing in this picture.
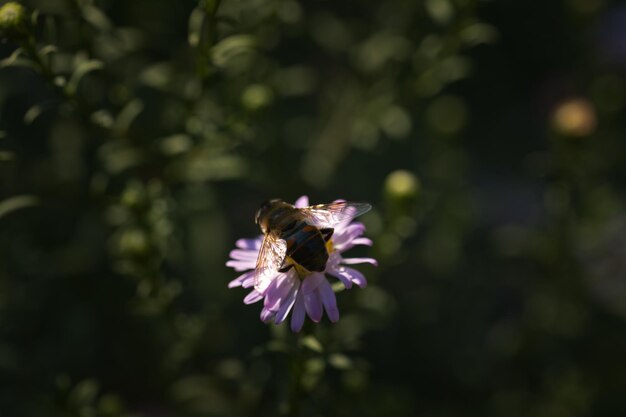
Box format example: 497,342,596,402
300,201,371,228
254,233,287,293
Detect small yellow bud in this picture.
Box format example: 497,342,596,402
385,170,420,200
552,98,596,138
0,2,28,39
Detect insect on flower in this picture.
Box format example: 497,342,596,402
227,196,377,332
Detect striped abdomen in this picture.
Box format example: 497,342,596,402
279,220,333,273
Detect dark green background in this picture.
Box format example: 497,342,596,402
1,0,626,415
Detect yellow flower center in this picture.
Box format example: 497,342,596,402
326,238,334,254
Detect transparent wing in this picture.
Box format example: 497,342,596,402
254,233,287,293
300,201,371,229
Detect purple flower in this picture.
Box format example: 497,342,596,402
227,196,377,332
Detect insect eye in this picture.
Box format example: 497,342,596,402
255,200,272,225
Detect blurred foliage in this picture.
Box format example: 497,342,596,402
1,0,626,416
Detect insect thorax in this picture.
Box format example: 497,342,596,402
266,205,300,234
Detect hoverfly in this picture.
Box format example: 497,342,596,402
253,199,371,292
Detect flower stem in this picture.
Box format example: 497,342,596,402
19,32,105,132
195,0,222,82
283,333,306,417
21,35,55,84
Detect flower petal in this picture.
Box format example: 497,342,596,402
304,291,323,322
319,279,339,322
228,270,255,288
332,223,366,250
290,291,306,332
260,307,274,322
327,267,353,289
329,265,367,288
264,273,296,311
351,237,373,246
300,272,324,294
229,249,259,261
262,276,282,310
294,195,309,208
325,254,351,288
244,290,263,304
274,284,298,324
236,237,263,250
341,257,378,266
344,266,367,287
226,259,256,272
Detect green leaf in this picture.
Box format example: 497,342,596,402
0,195,38,219
39,45,58,56
0,48,35,71
65,60,104,96
210,35,256,68
0,151,15,161
112,99,144,137
159,134,193,156
300,335,323,353
30,9,39,27
90,109,114,129
203,0,218,14
81,4,112,31
138,62,173,89
172,151,246,182
331,281,345,292
460,23,499,46
68,379,99,407
23,104,43,124
188,6,205,47
266,340,289,353
328,353,353,370
23,100,58,124
425,0,454,25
